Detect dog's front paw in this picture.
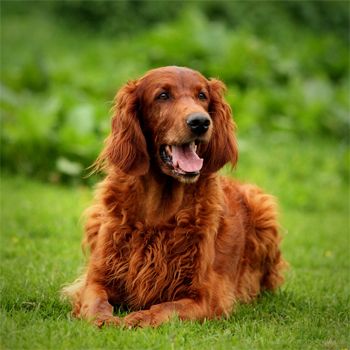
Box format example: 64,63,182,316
123,306,176,328
123,310,155,328
94,315,121,328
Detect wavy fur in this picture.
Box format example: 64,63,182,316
62,66,286,328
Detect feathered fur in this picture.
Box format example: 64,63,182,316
62,66,286,328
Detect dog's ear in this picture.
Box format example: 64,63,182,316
95,80,149,176
201,78,238,174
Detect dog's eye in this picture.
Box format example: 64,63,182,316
157,92,170,100
198,92,207,100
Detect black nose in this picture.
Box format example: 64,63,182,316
186,113,211,135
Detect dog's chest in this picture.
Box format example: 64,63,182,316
108,224,206,309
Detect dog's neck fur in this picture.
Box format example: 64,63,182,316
105,166,219,227
139,169,192,225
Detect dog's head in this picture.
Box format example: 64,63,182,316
97,66,238,183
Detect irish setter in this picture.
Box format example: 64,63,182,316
63,66,286,328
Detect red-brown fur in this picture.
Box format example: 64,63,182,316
62,66,286,327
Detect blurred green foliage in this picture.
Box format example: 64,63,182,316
1,1,349,182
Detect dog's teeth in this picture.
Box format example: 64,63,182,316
189,142,197,152
165,145,172,155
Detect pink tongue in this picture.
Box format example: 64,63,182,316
172,145,203,173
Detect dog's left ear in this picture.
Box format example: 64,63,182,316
202,78,238,173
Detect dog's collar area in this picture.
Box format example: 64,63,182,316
160,141,203,177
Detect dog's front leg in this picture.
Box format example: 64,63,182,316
123,298,210,328
78,283,121,327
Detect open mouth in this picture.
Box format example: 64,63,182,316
160,141,203,177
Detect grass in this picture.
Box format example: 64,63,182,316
1,136,349,350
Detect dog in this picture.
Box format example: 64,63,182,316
62,66,286,328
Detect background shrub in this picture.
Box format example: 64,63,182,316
1,1,348,182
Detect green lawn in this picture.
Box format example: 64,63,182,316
1,136,349,350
